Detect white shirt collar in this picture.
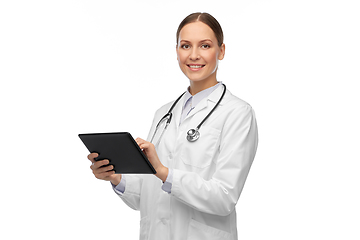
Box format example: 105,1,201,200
182,82,222,110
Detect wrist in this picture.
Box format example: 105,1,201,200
155,166,169,183
110,174,122,186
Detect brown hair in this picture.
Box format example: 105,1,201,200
176,12,224,47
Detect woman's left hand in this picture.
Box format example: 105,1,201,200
135,138,169,182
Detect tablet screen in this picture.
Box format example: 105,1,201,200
79,132,156,174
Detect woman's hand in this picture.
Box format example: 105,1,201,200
135,138,168,182
88,153,122,186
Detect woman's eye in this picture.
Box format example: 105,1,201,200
201,44,210,49
181,44,190,49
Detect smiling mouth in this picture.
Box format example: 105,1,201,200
187,64,205,69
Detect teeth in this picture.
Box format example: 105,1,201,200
189,65,204,68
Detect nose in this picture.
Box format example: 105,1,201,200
189,48,200,61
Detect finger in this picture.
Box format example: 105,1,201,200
90,159,110,170
139,141,153,150
136,138,144,148
92,163,114,174
87,153,99,163
99,165,114,174
95,170,116,180
136,138,148,146
138,142,148,150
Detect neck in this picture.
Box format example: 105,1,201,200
189,78,218,95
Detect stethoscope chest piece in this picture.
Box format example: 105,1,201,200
186,128,200,142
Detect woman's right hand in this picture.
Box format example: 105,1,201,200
88,153,122,186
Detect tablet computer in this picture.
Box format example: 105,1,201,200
79,132,156,174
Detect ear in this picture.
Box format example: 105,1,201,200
176,45,179,60
218,43,225,60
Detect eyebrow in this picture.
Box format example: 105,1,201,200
180,39,213,43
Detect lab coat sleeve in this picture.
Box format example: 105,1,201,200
171,104,258,216
117,174,143,210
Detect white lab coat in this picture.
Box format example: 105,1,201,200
118,85,258,240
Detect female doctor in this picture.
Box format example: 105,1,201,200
88,12,258,240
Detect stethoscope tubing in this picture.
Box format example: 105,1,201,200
194,84,226,131
151,84,226,144
150,92,185,144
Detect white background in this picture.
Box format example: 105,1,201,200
1,0,359,239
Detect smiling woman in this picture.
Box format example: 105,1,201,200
87,12,258,240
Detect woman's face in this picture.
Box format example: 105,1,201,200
176,21,225,85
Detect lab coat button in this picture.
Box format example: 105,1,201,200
169,153,173,159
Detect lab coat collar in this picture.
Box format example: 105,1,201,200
183,83,227,121
173,83,228,128
182,82,222,110
207,83,227,105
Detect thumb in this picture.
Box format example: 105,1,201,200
87,152,99,163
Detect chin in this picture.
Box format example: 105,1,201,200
185,72,217,83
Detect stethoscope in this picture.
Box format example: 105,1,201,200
150,84,226,146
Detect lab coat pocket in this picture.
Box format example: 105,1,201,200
181,126,221,168
187,219,231,240
139,216,149,240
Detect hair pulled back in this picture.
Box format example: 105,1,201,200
176,12,224,47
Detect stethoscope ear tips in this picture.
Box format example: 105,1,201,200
187,128,200,142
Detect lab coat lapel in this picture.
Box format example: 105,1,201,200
173,94,186,129
185,85,225,121
185,98,209,120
